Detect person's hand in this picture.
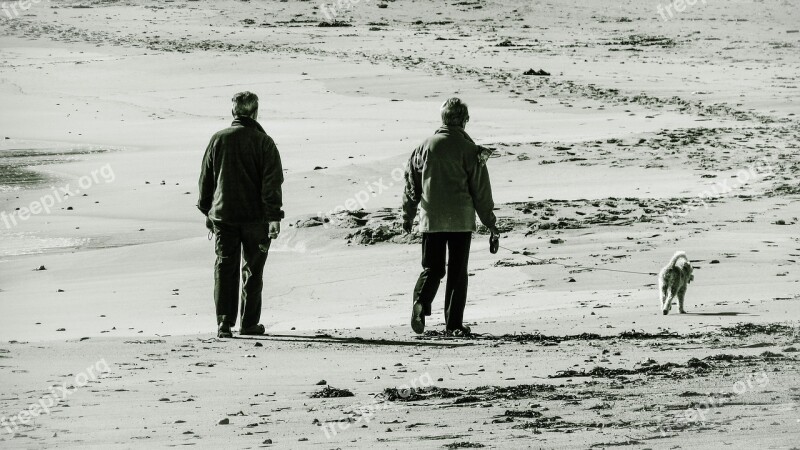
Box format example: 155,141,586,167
489,226,500,254
268,221,281,240
205,216,214,232
402,220,413,234
477,145,494,166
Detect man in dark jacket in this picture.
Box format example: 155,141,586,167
198,91,284,338
402,98,498,336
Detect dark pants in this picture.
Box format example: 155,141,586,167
213,222,271,329
413,232,472,330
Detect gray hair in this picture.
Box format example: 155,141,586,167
232,91,259,117
440,97,469,127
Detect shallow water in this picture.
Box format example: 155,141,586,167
0,231,90,258
0,146,111,258
0,147,109,191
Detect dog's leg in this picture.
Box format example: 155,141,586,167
678,286,687,314
659,278,668,312
663,293,673,315
663,288,674,315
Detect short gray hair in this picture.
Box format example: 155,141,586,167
232,91,259,117
440,97,469,127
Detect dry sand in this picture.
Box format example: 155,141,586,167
0,0,798,448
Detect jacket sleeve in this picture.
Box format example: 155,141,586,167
401,149,423,224
197,136,216,216
262,137,285,222
466,149,497,229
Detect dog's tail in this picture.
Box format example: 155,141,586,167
667,251,688,268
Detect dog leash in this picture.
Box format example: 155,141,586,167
497,244,658,276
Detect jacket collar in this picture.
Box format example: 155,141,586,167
232,116,267,135
435,125,475,143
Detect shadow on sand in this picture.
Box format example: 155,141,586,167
236,333,471,348
681,311,755,317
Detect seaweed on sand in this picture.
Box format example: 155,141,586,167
719,323,794,337
310,386,354,398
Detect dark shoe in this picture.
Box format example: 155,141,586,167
446,325,472,337
218,323,233,339
411,302,425,334
240,324,266,336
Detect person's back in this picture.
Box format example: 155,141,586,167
414,127,491,233
200,117,283,225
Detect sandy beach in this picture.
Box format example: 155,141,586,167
1,0,799,448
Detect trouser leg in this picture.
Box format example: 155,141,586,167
240,223,270,329
444,232,472,330
214,222,242,327
413,232,447,315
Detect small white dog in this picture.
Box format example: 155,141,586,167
659,251,694,315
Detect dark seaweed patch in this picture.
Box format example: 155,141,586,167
503,409,543,418
444,443,485,449
310,386,355,398
549,362,685,379
719,323,794,336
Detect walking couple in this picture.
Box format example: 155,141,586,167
198,92,498,339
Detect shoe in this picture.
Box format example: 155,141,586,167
218,323,233,339
446,325,472,337
411,302,425,334
240,324,266,336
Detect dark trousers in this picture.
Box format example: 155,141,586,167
413,232,472,330
213,222,271,329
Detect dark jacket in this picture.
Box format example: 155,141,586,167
198,117,284,223
402,126,496,233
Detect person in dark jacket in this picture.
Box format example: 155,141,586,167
402,98,499,336
198,91,284,338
